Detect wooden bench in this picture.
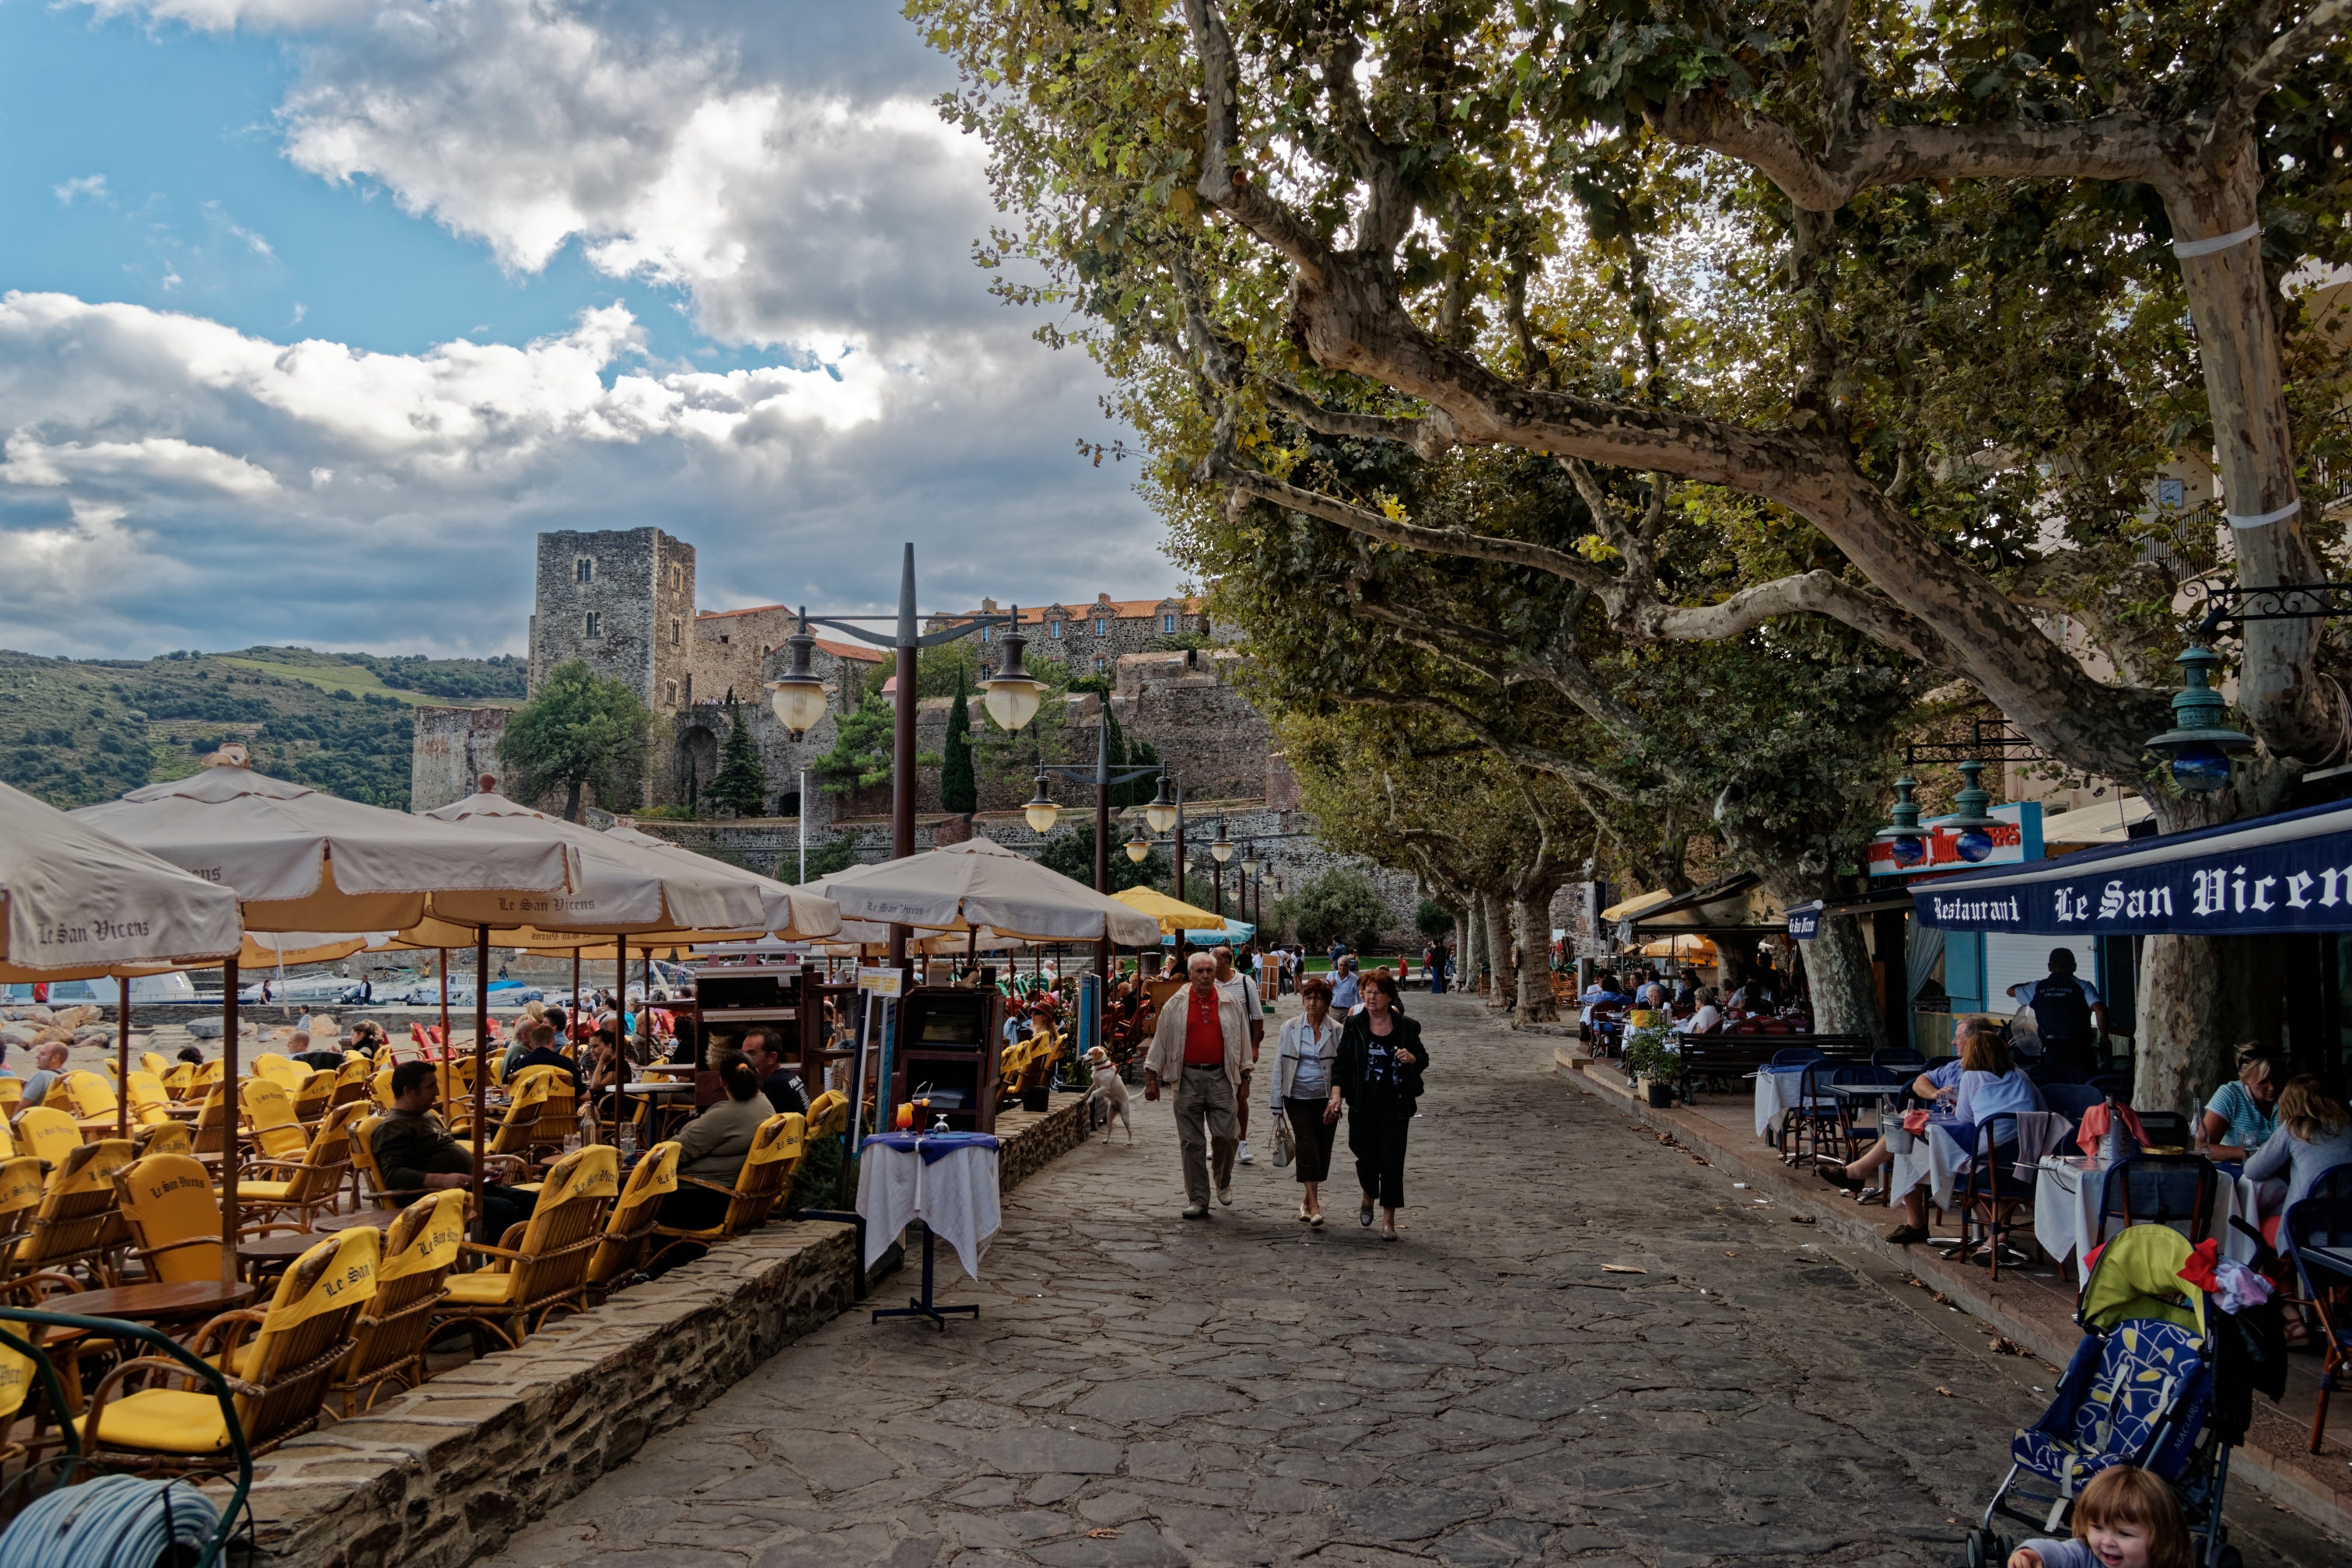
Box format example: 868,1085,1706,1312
1674,1033,1874,1102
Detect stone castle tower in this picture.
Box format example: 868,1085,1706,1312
527,528,697,714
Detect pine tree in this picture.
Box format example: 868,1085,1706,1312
709,699,769,817
940,670,978,814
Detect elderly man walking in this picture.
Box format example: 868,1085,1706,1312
1143,950,1251,1218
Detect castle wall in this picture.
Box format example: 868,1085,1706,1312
529,528,695,719
410,706,520,814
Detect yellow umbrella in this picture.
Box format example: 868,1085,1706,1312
1111,886,1227,934
1637,934,1718,963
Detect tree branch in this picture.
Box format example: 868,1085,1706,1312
1257,380,1452,457
1640,571,1958,669
2206,0,2352,161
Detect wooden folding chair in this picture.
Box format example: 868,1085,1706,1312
12,1139,135,1286
237,1104,361,1228
240,1078,308,1164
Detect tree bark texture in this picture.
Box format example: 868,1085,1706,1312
1514,892,1558,1021
1483,892,1516,1007
2134,933,2228,1120
1461,893,1486,993
1801,912,1885,1046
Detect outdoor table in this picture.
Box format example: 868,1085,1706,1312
314,1206,407,1232
857,1132,1000,1330
1882,1112,1969,1210
639,1063,697,1076
2031,1157,2254,1272
619,1081,695,1096
236,1230,329,1282
68,1280,255,1329
2304,1244,2352,1283
1752,1065,1811,1139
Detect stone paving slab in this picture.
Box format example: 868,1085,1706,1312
476,998,2345,1568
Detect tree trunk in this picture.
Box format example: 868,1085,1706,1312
1514,892,1557,1021
563,779,583,822
1803,912,1884,1045
2133,933,2228,1121
1444,901,1469,985
1483,892,1515,1008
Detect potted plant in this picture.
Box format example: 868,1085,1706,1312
1622,1024,1679,1108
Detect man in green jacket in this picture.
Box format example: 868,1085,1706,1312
373,1060,537,1241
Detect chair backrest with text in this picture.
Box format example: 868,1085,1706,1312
588,1140,679,1293
15,1138,133,1275
58,1070,118,1122
115,1152,226,1283
337,1189,464,1411
242,1077,308,1161
14,1108,82,1170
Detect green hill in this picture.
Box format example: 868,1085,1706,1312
0,646,526,811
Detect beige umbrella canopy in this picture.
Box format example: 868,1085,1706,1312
73,751,576,932
0,779,243,983
810,837,1162,947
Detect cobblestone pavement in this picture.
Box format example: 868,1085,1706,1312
481,995,2343,1568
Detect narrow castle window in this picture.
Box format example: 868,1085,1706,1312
1094,656,1106,673
585,611,601,636
576,558,594,584
1162,613,1175,633
1094,617,1105,635
666,681,677,705
670,564,684,591
671,617,681,646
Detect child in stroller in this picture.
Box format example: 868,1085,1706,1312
2006,1464,2193,1568
1967,1224,2275,1568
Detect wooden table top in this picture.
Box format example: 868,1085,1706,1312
314,1206,407,1232
236,1231,329,1263
66,1280,257,1321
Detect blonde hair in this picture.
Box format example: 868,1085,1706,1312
2278,1076,2352,1144
523,1000,546,1023
2235,1048,2278,1090
1957,1018,2012,1076
2070,1466,2189,1568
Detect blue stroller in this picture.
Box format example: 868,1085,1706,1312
1965,1226,2242,1568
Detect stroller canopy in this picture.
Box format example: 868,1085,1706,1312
2081,1225,2207,1340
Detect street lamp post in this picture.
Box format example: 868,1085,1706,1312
1208,818,1234,919
782,544,1040,965
1024,704,1165,976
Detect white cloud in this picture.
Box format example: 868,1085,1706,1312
54,174,110,205
1,431,282,495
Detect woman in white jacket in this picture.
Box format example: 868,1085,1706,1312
1271,975,1346,1224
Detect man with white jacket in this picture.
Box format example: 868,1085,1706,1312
1143,951,1251,1218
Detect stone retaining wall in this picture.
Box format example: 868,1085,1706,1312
253,1093,1094,1567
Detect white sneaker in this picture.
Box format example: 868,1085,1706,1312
1236,1139,1253,1164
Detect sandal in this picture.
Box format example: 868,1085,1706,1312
1815,1163,1864,1192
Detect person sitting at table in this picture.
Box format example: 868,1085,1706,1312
509,1021,585,1090
1683,986,1724,1036
348,1020,388,1058
289,1030,345,1073
2244,1076,2352,1227
1818,1020,2041,1245
2198,1046,2282,1161
740,1025,809,1116
375,1059,537,1242
648,1051,772,1273
579,1028,629,1122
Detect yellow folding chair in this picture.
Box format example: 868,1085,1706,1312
0,1079,21,1116
250,1053,307,1091
74,1227,380,1472
56,1070,121,1131
804,1090,848,1140
132,1122,193,1159
141,1052,173,1080
161,1062,196,1101
240,1078,306,1164
434,1146,614,1353
188,1085,230,1156
13,1107,84,1170
13,1139,134,1284
585,1141,680,1304
0,1156,44,1254
334,1190,465,1414
368,1069,394,1109
648,1113,805,1269
237,1104,360,1229
191,1059,224,1091
291,1071,337,1126
123,1073,176,1129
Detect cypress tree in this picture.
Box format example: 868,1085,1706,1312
709,699,769,817
941,670,978,814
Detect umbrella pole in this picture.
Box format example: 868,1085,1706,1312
222,955,240,1286
614,938,627,1148
439,948,450,1057
572,949,580,1034
472,925,489,1213
117,975,131,1139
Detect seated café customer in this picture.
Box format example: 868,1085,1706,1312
1819,1019,2039,1246
510,1021,584,1089
740,1025,809,1116
2245,1076,2352,1220
1683,986,1724,1036
2199,1047,2281,1160
19,1042,68,1108
649,1052,773,1273
373,1060,537,1242
348,1020,388,1058
289,1030,345,1073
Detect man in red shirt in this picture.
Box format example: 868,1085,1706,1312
1143,950,1246,1217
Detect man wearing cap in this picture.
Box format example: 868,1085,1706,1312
1143,951,1250,1218
2006,947,2107,1075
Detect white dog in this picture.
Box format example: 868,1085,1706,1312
1084,1046,1132,1143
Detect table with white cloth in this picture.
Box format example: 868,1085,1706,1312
857,1132,1002,1282
1881,1113,1971,1210
2030,1156,2257,1272
1752,1065,1811,1140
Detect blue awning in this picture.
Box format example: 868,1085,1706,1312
1910,797,2352,936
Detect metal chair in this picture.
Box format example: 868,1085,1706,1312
2093,1154,2218,1250
1948,1111,2029,1278
2133,1111,2193,1150
2280,1164,2352,1454
2042,1082,2104,1134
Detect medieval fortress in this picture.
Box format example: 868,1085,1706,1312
410,528,1419,930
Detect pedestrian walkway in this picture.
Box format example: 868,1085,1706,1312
480,996,2338,1568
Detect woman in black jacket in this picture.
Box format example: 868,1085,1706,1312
1335,968,1427,1241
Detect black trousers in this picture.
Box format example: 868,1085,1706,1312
1348,1104,1412,1210
1285,1098,1337,1183
478,1182,538,1244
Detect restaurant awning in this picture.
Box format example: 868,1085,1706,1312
1617,873,1784,940
1599,887,1675,923
1911,796,2352,937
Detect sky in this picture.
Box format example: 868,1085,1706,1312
0,0,1167,660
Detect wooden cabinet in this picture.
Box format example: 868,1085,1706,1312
891,986,1003,1133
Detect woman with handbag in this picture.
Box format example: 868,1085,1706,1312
1335,969,1427,1240
1271,975,1345,1225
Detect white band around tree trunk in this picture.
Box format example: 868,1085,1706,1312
2225,496,2302,530
2172,222,2263,259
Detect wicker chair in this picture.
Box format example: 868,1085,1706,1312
236,1104,362,1229
11,1139,135,1286
72,1227,379,1474
12,1107,83,1170
333,1191,465,1414
114,1153,293,1285
584,1142,681,1305
240,1079,308,1164
432,1146,613,1355
646,1114,806,1271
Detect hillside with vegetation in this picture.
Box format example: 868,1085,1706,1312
0,646,525,810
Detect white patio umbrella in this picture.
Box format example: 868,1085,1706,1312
2,779,244,1140
72,749,576,1278
809,837,1162,947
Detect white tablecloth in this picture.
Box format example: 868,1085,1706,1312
2031,1157,2259,1269
1884,1117,1970,1210
1753,1066,1810,1139
857,1136,1002,1282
